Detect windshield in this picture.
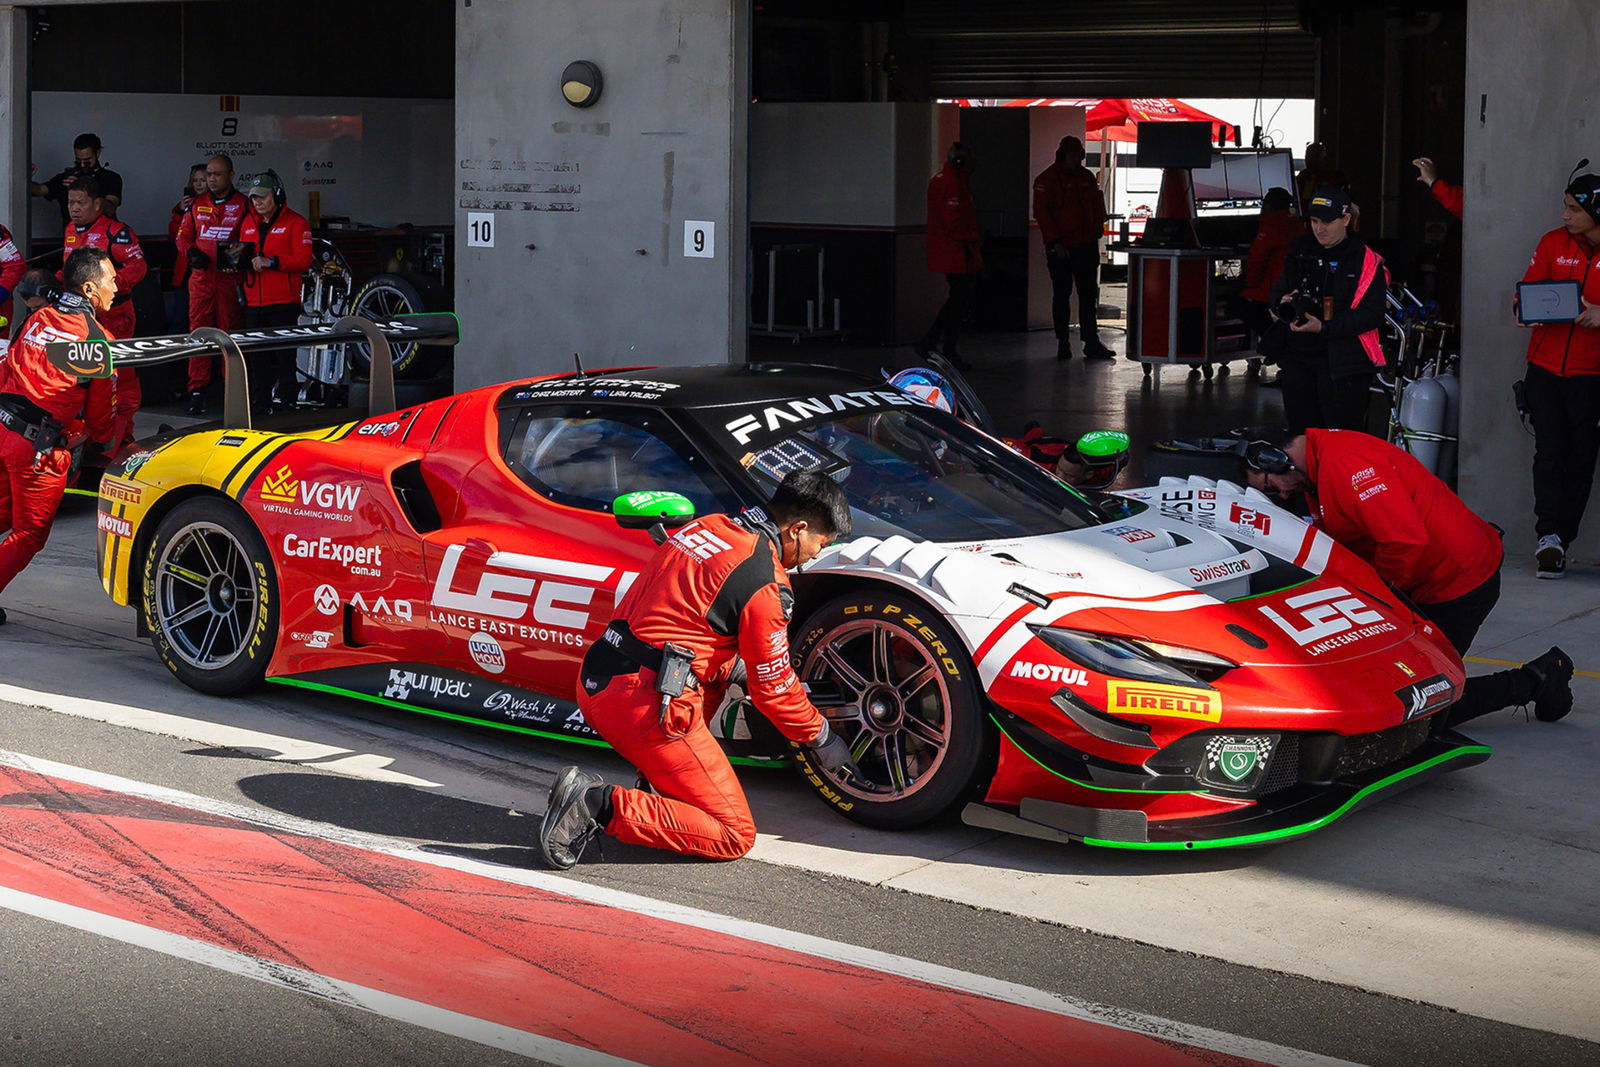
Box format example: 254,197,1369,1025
739,408,1107,541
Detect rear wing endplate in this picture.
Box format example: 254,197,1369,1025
45,312,460,430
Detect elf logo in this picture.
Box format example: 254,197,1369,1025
1008,661,1088,687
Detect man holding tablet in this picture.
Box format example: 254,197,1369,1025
1517,172,1600,578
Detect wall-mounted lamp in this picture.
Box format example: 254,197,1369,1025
561,60,603,108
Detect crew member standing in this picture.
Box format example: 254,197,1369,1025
0,221,25,329
31,133,124,223
238,170,313,414
915,143,982,371
1245,430,1573,726
1516,173,1600,580
1259,187,1388,434
0,247,119,625
62,180,145,450
1033,136,1113,361
537,472,859,868
1235,187,1303,345
174,155,250,414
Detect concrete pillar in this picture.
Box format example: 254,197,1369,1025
1459,0,1600,557
454,0,748,389
0,6,28,257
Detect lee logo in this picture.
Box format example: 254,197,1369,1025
432,544,636,631
1229,502,1271,534
1106,680,1222,722
1259,586,1385,646
671,527,734,561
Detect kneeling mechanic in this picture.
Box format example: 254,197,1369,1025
538,471,858,868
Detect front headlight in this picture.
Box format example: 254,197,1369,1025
1030,626,1236,689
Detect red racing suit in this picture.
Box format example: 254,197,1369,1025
0,223,24,329
925,164,983,274
1429,178,1463,220
0,300,117,597
1031,161,1106,250
174,190,250,390
1304,428,1502,605
1520,227,1600,377
61,213,144,447
239,204,313,309
576,509,826,860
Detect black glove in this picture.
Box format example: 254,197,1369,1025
187,247,210,269
802,720,860,780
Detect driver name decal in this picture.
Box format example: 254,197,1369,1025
725,390,924,446
1259,586,1395,654
1105,680,1222,722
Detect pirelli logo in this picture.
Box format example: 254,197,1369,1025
1105,680,1222,723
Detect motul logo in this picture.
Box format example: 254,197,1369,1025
1009,661,1088,686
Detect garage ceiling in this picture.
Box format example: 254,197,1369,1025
902,0,1314,99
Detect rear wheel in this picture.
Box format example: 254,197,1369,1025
143,498,278,695
346,273,431,378
791,591,994,829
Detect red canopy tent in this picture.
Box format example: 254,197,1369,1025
953,98,1239,145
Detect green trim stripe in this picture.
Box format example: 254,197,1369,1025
267,676,784,768
991,715,1193,795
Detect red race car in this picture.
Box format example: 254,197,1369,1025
76,326,1486,850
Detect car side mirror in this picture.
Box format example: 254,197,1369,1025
613,491,695,545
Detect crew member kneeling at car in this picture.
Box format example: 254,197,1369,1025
1245,429,1573,725
0,247,119,626
538,471,858,868
238,170,313,414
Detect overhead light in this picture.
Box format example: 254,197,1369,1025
561,60,603,108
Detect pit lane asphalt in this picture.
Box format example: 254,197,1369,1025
1,497,1596,1065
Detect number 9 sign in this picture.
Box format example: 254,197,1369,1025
683,220,714,258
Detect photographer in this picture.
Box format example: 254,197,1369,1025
238,171,312,414
30,133,123,224
1260,187,1389,434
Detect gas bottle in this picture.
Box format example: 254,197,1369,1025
1399,372,1448,476
1435,362,1461,484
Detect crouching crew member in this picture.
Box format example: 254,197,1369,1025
538,471,858,868
239,170,313,414
0,248,119,625
1246,429,1573,726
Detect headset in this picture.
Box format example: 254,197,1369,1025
1244,440,1295,475
246,168,287,206
946,141,972,169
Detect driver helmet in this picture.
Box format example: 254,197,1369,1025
887,367,955,413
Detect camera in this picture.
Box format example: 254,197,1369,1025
217,241,255,272
1272,254,1325,325
1273,292,1321,326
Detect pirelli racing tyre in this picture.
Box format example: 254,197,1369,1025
346,273,430,379
792,591,994,829
143,498,278,696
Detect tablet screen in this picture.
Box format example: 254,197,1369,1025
1517,280,1583,324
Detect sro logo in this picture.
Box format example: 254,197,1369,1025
1259,586,1384,646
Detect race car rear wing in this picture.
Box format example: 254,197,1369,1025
44,312,460,431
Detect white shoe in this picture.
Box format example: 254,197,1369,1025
1535,535,1566,579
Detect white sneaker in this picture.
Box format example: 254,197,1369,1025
1535,535,1566,579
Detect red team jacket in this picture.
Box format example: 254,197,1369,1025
1032,161,1106,249
597,509,825,744
1521,227,1600,376
0,303,117,442
0,223,24,325
1304,429,1502,605
239,205,314,307
1429,179,1464,220
61,214,146,337
1241,208,1306,303
925,163,983,275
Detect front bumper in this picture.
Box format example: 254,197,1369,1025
963,729,1490,849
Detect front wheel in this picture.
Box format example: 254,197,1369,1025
143,498,279,695
791,591,994,829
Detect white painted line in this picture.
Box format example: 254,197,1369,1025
0,885,635,1067
0,748,1351,1067
0,682,441,788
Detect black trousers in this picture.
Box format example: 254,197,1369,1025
923,272,976,357
1046,245,1100,344
1524,362,1600,545
244,304,302,411
1278,359,1371,434
1416,569,1535,728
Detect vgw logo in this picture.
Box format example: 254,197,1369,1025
259,465,362,511
1258,586,1384,646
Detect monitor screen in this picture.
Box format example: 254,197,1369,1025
1191,150,1297,205
1134,122,1214,169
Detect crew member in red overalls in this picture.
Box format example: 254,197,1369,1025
239,170,313,414
174,155,249,414
62,180,144,450
0,222,25,329
0,247,119,625
538,471,858,868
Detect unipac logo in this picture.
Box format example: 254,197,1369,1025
1008,661,1088,687
1259,586,1386,647
1229,502,1271,535
1105,680,1222,722
468,631,506,674
384,669,470,702
313,584,341,615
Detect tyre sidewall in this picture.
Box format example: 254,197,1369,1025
349,274,427,376
792,591,993,829
144,498,278,695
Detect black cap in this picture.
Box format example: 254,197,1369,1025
1567,174,1600,225
1305,187,1351,222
